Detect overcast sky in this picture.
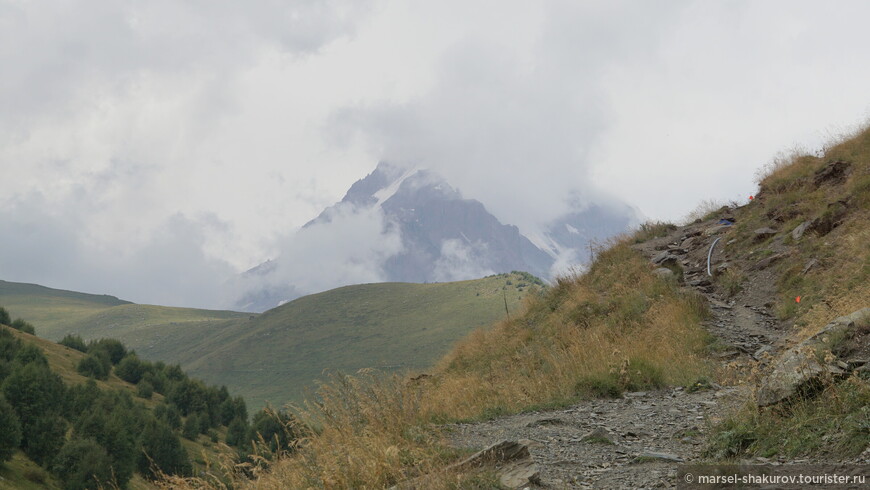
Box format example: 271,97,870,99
2,1,869,308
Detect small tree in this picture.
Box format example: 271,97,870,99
0,307,10,326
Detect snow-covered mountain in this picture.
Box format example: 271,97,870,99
235,162,639,312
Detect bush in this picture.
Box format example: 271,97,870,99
182,414,200,440
138,419,191,480
0,307,10,326
59,334,88,353
0,396,21,462
136,380,154,399
76,354,110,380
52,438,117,490
225,417,248,447
86,339,127,365
22,415,66,466
10,319,35,335
115,354,146,384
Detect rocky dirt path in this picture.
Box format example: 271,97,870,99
447,217,787,488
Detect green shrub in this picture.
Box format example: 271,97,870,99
76,354,110,380
59,334,88,353
52,438,117,490
10,319,35,335
136,380,154,399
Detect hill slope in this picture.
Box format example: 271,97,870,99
0,280,131,333
183,273,541,409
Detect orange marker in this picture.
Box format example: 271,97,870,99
749,195,755,201
795,296,801,303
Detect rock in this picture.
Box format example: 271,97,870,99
652,268,674,279
703,225,731,236
651,251,677,266
802,258,819,275
809,201,848,236
526,418,563,428
753,227,778,241
750,253,785,271
580,427,614,444
680,236,698,249
813,160,851,187
498,460,540,488
452,440,531,470
688,278,711,287
757,308,870,406
791,220,812,241
634,451,684,463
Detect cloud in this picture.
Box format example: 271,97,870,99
432,239,495,283
0,193,235,309
234,202,403,309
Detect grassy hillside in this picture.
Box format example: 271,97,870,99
0,280,249,345
182,273,540,409
2,273,540,411
0,280,131,333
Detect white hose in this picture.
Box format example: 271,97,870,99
707,237,722,277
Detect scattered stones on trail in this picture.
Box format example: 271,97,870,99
756,308,870,407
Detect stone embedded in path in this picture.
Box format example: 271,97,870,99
580,427,614,444
634,451,684,463
756,308,870,407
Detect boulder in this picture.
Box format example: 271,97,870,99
757,308,870,406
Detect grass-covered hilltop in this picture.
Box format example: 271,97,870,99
148,124,867,488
